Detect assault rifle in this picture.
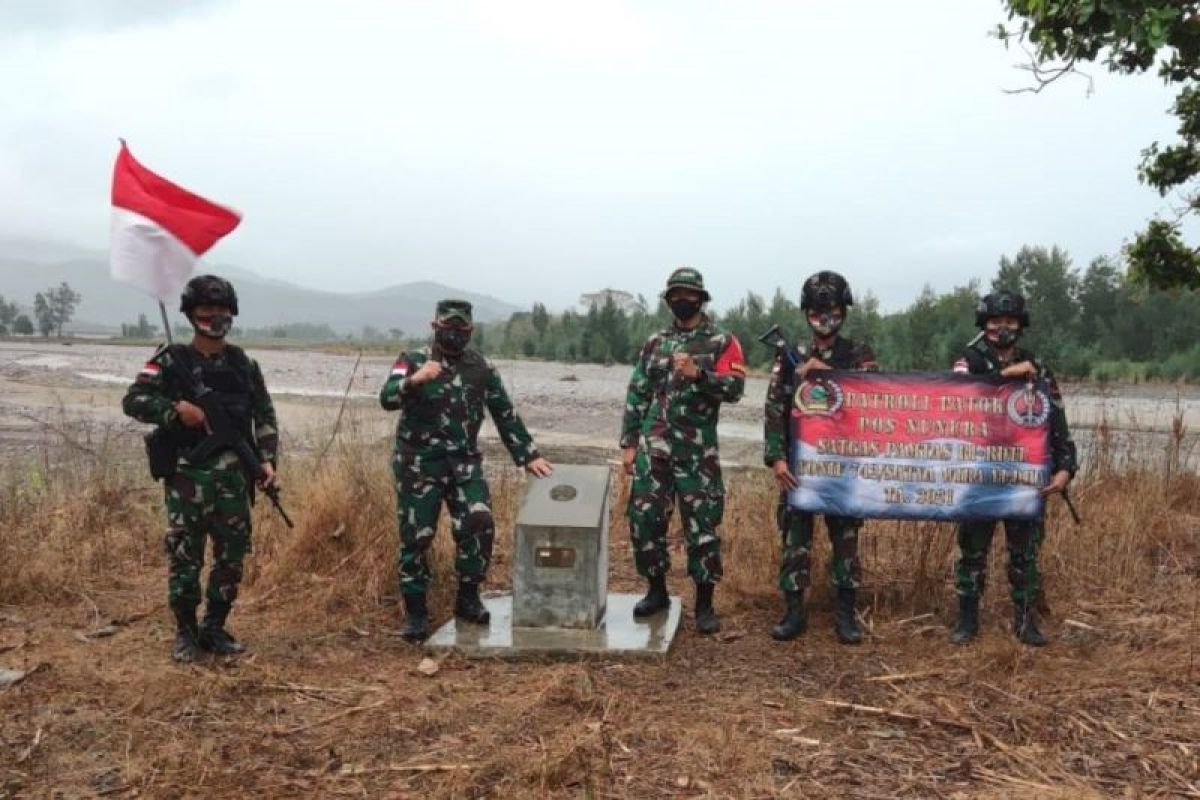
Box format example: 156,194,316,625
757,325,810,473
757,324,807,382
1060,488,1082,525
182,359,294,529
1018,376,1081,525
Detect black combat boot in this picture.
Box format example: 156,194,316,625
633,574,670,618
833,588,863,645
401,592,431,643
771,590,807,641
171,605,202,663
694,582,720,635
950,595,980,644
199,602,246,655
1013,603,1048,647
454,582,491,625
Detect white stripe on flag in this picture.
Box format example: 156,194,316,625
110,207,198,304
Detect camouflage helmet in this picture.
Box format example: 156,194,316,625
975,289,1030,329
180,274,238,316
662,266,710,303
435,298,473,325
801,270,853,311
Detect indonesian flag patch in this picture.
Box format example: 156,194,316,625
137,361,162,382
391,360,409,378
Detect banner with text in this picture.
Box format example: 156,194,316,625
789,371,1051,521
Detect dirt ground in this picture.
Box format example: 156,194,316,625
1,502,1197,799
1,339,1198,798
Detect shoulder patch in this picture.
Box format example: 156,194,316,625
136,360,162,382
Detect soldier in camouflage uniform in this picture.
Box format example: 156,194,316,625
381,299,554,643
122,275,279,663
620,267,746,634
949,289,1077,647
764,271,878,644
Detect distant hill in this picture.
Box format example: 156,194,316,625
0,239,519,335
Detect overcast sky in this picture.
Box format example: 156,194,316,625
0,0,1182,311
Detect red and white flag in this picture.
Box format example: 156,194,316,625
109,141,241,302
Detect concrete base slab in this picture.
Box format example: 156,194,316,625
425,592,682,659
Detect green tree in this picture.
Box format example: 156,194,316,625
33,293,53,337
531,302,550,339
13,314,34,336
47,282,82,337
1076,256,1126,357
993,245,1079,368
999,1,1200,289
122,312,157,339
0,294,16,335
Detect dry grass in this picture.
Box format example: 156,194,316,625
0,416,1197,798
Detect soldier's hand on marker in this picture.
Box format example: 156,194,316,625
1001,361,1037,379
525,457,554,478
622,446,637,476
175,400,209,431
1039,469,1070,497
257,462,278,490
772,459,799,491
409,361,443,386
672,353,700,380
798,357,831,379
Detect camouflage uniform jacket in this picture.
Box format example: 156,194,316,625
380,347,539,466
122,343,279,469
763,335,877,466
619,317,746,461
953,343,1077,476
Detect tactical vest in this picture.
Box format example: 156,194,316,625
961,344,1034,375
168,344,255,449
812,336,861,370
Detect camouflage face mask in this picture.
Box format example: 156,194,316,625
807,310,843,338
192,313,233,339
986,324,1020,348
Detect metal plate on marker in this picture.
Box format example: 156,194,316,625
535,546,576,568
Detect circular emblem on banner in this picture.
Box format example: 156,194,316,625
1006,387,1051,427
794,377,844,416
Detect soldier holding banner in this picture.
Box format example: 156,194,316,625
764,271,879,644
949,290,1077,646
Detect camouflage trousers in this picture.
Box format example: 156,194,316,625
776,494,862,592
163,465,252,611
393,453,495,594
626,450,724,583
955,519,1043,603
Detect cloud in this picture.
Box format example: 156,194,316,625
0,0,232,39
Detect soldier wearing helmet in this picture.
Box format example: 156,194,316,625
122,275,280,662
949,289,1078,646
764,270,879,644
620,267,747,634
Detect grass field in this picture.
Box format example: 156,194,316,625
0,417,1197,798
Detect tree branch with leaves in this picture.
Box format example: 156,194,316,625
999,1,1200,289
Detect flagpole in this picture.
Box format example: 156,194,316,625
159,301,175,347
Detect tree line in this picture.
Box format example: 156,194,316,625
475,245,1200,382
0,282,82,337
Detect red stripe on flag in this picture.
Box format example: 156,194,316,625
111,142,241,256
